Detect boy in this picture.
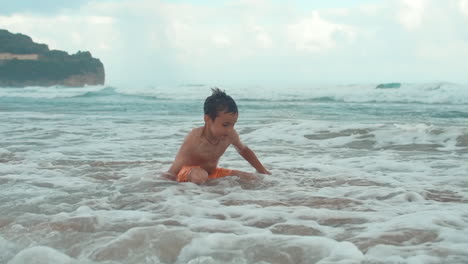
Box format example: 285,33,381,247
165,88,270,184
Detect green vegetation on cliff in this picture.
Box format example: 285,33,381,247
0,29,105,87
0,29,49,54
1,51,104,82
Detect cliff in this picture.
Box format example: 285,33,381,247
0,29,105,87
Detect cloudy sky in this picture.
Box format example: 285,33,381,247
1,0,468,87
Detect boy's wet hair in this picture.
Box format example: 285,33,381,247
204,88,238,120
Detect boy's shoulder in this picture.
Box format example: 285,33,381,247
189,126,204,135
184,126,204,140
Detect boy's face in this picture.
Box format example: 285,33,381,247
204,111,238,139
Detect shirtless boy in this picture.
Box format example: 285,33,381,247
165,88,270,184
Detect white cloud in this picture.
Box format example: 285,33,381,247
287,11,356,53
358,4,382,15
0,13,116,52
323,8,350,17
251,25,272,49
86,15,113,25
460,0,468,17
397,0,426,31
256,31,272,49
417,40,468,61
212,35,232,46
1,0,468,85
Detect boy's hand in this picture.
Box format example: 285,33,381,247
161,172,176,181
258,169,271,175
239,172,257,180
232,170,257,180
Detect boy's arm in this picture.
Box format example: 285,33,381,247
238,146,271,174
164,130,194,179
231,131,271,175
161,156,183,181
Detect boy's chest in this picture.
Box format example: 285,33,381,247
192,141,229,161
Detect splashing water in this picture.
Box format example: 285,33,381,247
1,83,468,263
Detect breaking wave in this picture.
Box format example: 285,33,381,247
0,82,467,105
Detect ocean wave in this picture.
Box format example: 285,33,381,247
72,87,118,98
0,82,467,105
235,82,468,105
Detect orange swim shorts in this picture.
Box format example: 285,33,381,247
176,166,233,182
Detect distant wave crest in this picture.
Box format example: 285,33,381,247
0,82,467,105
73,87,118,98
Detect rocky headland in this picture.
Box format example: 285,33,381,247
0,29,105,87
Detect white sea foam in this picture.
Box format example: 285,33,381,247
122,82,468,104
7,246,78,264
0,86,106,99
1,84,467,263
1,82,468,104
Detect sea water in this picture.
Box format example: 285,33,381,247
0,83,467,264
